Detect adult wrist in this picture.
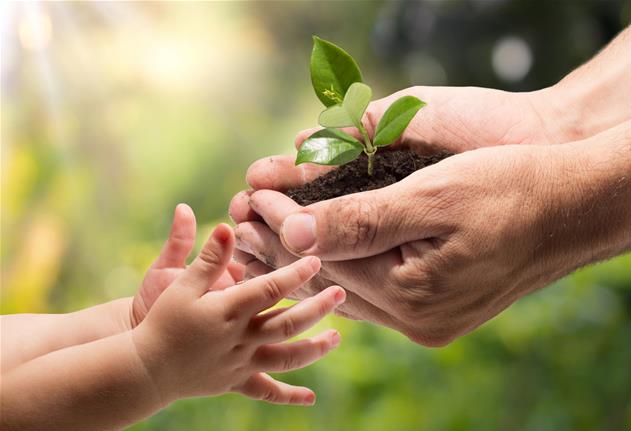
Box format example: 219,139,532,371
525,85,586,144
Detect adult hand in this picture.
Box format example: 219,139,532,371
230,84,566,314
229,83,573,337
295,84,573,156
231,123,631,346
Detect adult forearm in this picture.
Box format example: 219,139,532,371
534,120,631,284
540,25,631,142
0,331,162,431
1,298,132,373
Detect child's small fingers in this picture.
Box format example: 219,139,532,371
236,373,315,406
255,306,290,322
211,270,239,291
227,261,246,283
253,286,345,343
182,223,235,296
251,329,341,373
153,204,196,269
224,256,320,314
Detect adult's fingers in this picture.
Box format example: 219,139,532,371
235,221,325,299
235,373,315,406
152,204,196,269
182,223,235,296
282,169,459,261
235,221,299,267
223,257,321,315
233,220,406,326
234,249,274,281
248,191,300,235
245,155,333,191
249,187,440,261
229,190,262,224
252,330,340,373
252,286,345,343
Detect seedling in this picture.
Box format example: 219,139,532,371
296,36,426,175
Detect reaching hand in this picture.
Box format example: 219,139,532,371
131,204,245,327
133,224,346,405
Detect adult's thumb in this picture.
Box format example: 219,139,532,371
279,187,413,261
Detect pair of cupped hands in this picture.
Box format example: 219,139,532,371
229,84,609,347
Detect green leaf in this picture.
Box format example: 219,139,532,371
318,105,354,128
310,36,363,107
296,128,363,166
318,82,372,128
343,82,372,127
373,96,426,147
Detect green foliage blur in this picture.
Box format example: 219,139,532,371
2,1,630,430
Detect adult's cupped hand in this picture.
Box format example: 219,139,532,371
229,85,582,346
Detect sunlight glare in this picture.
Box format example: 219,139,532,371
18,6,52,51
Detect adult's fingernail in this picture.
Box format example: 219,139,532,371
281,213,316,253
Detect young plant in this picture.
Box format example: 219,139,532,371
296,36,427,175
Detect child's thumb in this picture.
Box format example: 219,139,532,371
152,203,196,269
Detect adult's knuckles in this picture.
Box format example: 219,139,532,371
390,260,452,323
322,197,382,253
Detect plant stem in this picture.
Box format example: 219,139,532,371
356,122,376,176
357,123,374,153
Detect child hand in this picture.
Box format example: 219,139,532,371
132,224,345,406
131,204,245,327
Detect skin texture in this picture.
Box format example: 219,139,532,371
231,26,631,347
1,212,346,430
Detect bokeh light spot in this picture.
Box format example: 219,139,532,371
491,35,533,82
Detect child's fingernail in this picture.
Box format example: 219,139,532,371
334,288,346,305
330,331,341,348
213,224,232,244
304,392,316,406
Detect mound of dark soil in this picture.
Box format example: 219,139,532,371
285,149,452,205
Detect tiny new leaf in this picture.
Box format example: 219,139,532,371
296,128,363,166
310,36,363,107
373,96,426,147
319,82,372,128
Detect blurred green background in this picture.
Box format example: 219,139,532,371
2,1,630,430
